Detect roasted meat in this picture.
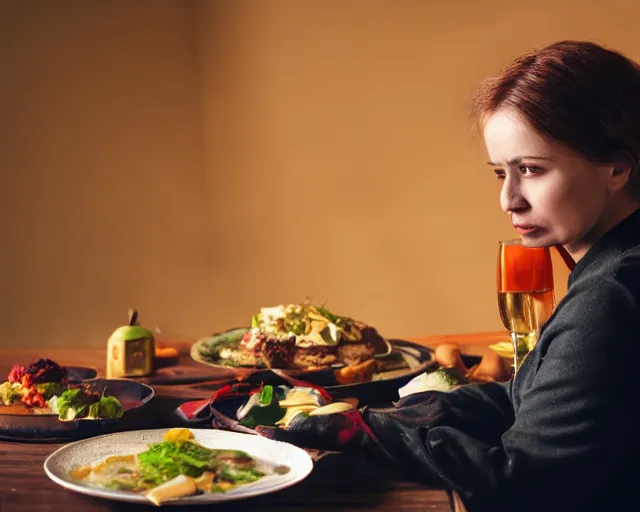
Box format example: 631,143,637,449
335,342,376,366
261,336,296,369
292,346,338,368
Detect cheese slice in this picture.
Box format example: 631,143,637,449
275,405,318,427
278,387,325,408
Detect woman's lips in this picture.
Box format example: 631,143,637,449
513,224,544,235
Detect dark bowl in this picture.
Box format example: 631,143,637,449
0,378,154,442
65,366,98,382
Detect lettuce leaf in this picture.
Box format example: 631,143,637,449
87,396,124,419
137,440,221,485
0,381,21,406
35,382,64,400
49,388,122,421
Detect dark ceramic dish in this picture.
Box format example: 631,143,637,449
65,366,98,382
0,378,154,442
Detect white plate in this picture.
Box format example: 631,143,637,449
43,428,314,505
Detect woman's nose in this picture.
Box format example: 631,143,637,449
500,175,527,213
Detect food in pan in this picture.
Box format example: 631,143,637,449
0,358,123,421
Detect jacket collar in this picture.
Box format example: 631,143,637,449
569,208,640,286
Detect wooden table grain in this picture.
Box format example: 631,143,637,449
0,331,506,512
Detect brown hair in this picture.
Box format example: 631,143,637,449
470,40,640,199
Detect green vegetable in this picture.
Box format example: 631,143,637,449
434,367,462,387
49,388,122,421
50,389,87,420
198,329,248,361
238,385,286,429
87,396,124,419
398,367,462,399
219,464,264,484
76,438,264,495
105,478,139,491
289,322,305,335
315,305,339,324
215,358,241,368
258,385,273,405
423,368,462,390
137,440,234,486
250,313,262,328
35,382,64,400
0,382,21,406
87,402,100,418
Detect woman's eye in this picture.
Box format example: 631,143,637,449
518,165,541,176
494,169,506,180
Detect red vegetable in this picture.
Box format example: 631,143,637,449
7,365,26,384
6,358,68,409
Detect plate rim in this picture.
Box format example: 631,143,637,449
43,427,314,506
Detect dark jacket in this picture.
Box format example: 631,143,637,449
365,209,640,511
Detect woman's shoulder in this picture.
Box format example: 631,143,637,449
619,245,640,268
551,250,640,334
568,242,640,300
613,245,640,295
540,258,639,357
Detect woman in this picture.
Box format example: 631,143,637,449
258,41,640,511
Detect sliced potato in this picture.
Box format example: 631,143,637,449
145,474,198,506
193,471,215,492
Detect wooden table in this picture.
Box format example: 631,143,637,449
0,331,507,512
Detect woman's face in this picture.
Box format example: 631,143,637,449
483,108,617,259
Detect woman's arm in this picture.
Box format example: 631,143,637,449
363,380,515,467
372,274,638,511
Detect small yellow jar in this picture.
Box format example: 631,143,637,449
106,311,155,378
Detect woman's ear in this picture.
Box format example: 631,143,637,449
607,149,637,192
608,162,632,192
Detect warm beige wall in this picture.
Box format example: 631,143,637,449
0,1,211,348
3,0,638,348
195,0,640,339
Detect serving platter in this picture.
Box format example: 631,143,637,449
44,428,313,505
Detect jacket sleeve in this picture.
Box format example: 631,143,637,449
367,274,638,511
363,379,515,480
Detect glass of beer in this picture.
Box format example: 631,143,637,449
497,239,555,372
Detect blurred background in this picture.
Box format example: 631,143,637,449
2,0,635,348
